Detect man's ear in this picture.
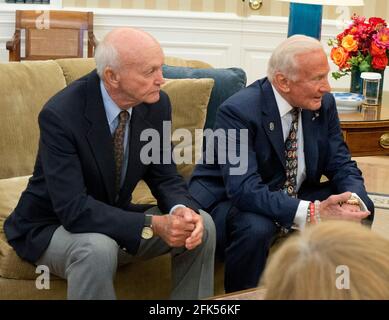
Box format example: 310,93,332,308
273,72,291,93
103,67,120,88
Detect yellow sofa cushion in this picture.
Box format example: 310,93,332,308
164,78,213,179
0,176,30,222
164,56,213,69
55,57,96,85
0,176,38,280
0,61,66,179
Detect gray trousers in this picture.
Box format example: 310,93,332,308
36,207,216,300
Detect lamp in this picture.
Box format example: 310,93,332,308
278,0,364,40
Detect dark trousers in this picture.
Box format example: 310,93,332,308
210,200,277,293
209,182,351,293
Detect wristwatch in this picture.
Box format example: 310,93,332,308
141,214,154,240
347,193,368,212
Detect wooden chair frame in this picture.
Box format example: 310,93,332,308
6,10,97,61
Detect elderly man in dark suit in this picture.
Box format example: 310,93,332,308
4,27,215,300
189,35,373,293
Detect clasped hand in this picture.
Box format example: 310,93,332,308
152,207,204,250
320,192,370,222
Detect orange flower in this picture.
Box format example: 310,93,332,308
341,35,358,52
330,47,349,68
371,41,386,56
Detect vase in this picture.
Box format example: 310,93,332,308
350,69,363,94
350,68,385,103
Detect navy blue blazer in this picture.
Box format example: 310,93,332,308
4,70,198,263
189,78,374,229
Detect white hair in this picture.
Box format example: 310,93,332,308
267,35,324,82
94,37,120,80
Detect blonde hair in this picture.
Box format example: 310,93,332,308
267,35,324,83
262,221,389,300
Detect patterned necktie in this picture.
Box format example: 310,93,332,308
283,108,299,198
113,110,129,194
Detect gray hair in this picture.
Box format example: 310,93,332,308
267,35,324,82
94,38,120,79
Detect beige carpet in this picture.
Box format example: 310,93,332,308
352,156,389,238
369,193,389,209
372,208,389,239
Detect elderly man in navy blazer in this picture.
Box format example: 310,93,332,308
189,35,373,293
4,28,216,300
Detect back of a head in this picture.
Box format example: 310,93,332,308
267,35,324,82
262,221,389,300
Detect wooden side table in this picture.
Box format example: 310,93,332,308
339,92,389,156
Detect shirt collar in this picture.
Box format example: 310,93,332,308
271,84,293,118
100,80,132,125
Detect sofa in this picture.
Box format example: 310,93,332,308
0,57,247,299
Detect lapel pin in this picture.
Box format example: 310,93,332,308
269,122,275,131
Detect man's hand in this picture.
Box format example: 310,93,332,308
150,207,204,250
172,207,204,250
320,192,370,222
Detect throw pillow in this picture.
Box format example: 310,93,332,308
132,78,214,204
56,57,96,85
165,56,212,69
162,65,247,129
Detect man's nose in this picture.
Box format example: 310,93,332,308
320,78,331,93
156,68,165,85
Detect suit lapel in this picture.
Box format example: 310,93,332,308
84,71,116,204
261,80,286,170
302,109,319,180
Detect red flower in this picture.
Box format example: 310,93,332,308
371,41,386,56
369,17,387,30
372,54,388,70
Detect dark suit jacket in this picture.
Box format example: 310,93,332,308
4,70,198,263
189,78,374,229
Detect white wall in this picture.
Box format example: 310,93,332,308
1,7,386,90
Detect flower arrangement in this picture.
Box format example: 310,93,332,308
328,15,389,80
